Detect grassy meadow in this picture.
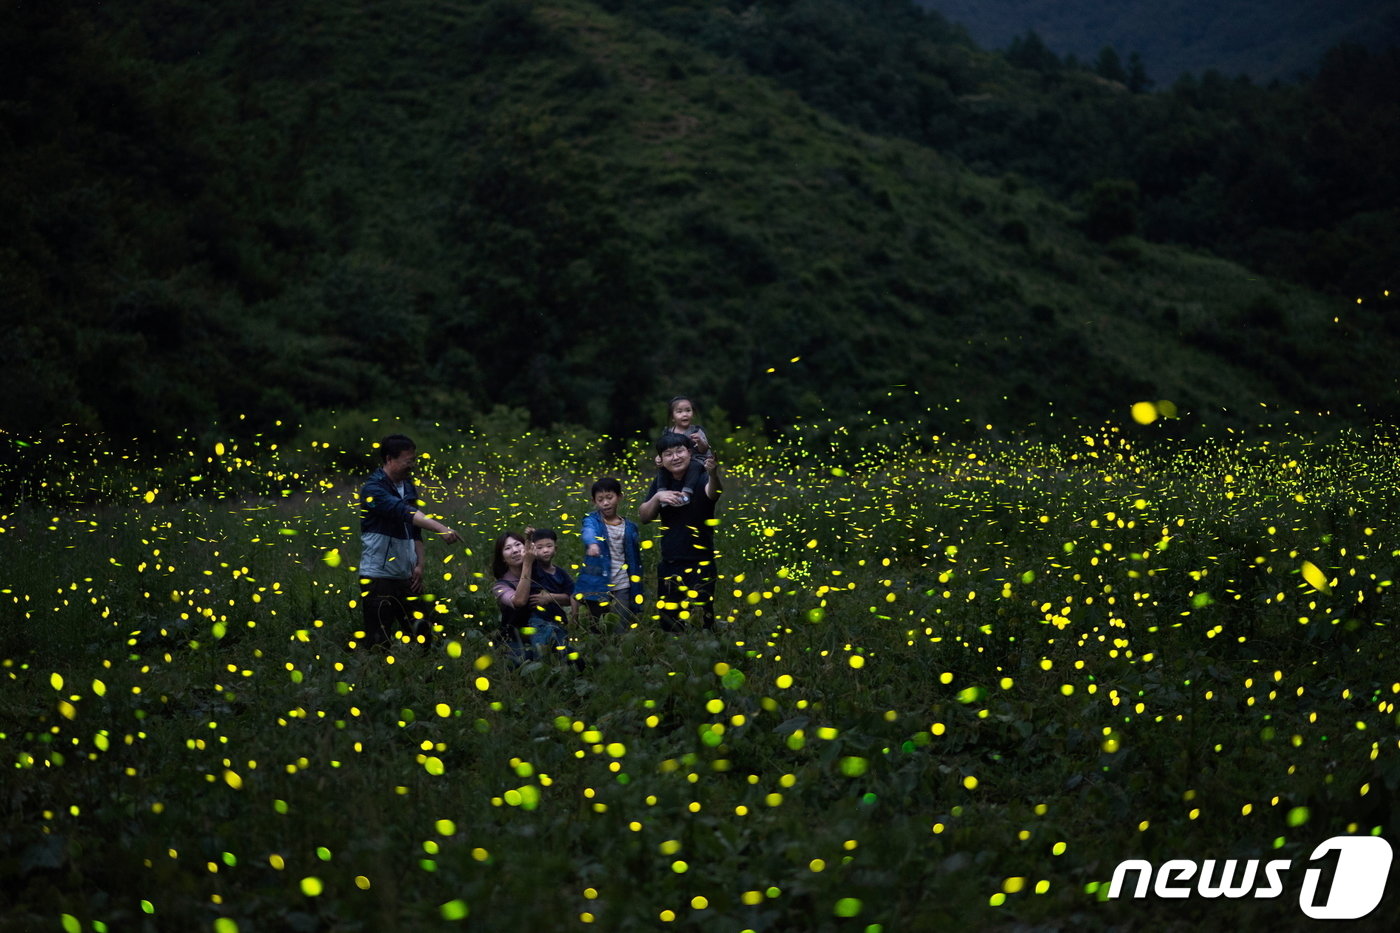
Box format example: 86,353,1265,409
3,413,1399,931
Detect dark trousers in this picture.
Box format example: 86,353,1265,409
656,559,716,632
360,577,428,648
581,589,638,631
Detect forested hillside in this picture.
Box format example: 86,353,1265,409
3,0,1396,444
620,0,1400,297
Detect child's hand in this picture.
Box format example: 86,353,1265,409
587,544,601,557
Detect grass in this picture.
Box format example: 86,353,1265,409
2,415,1399,930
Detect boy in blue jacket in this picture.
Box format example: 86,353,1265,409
574,477,643,624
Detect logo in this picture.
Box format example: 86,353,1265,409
1107,835,1393,920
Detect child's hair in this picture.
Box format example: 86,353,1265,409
655,431,694,455
668,396,694,421
591,477,622,498
377,434,416,463
491,531,525,579
531,528,558,542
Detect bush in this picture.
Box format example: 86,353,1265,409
1083,178,1139,241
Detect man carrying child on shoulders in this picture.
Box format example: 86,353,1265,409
639,432,723,631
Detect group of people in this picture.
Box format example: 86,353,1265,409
356,396,724,659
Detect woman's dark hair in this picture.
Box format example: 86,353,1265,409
491,531,525,579
591,477,622,498
377,433,416,464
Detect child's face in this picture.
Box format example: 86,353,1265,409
593,490,620,518
671,399,694,428
531,537,557,565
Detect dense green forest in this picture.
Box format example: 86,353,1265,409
2,0,1397,443
618,0,1400,295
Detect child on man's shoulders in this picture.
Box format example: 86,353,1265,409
655,395,715,504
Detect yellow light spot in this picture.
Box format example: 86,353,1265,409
1301,560,1331,594
1130,402,1158,424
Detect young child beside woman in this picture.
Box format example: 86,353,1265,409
490,528,574,664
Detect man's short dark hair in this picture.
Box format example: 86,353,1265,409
531,528,558,542
655,432,693,455
378,434,416,463
591,477,622,498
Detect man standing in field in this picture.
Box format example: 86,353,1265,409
358,433,461,648
639,432,723,631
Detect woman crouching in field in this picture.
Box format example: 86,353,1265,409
490,528,573,665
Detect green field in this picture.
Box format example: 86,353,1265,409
3,415,1398,930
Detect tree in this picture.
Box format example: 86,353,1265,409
1006,31,1059,73
1127,52,1152,93
1084,179,1140,241
1095,46,1128,84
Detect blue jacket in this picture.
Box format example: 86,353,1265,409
573,510,643,603
359,468,421,579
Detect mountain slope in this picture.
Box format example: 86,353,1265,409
2,0,1394,442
